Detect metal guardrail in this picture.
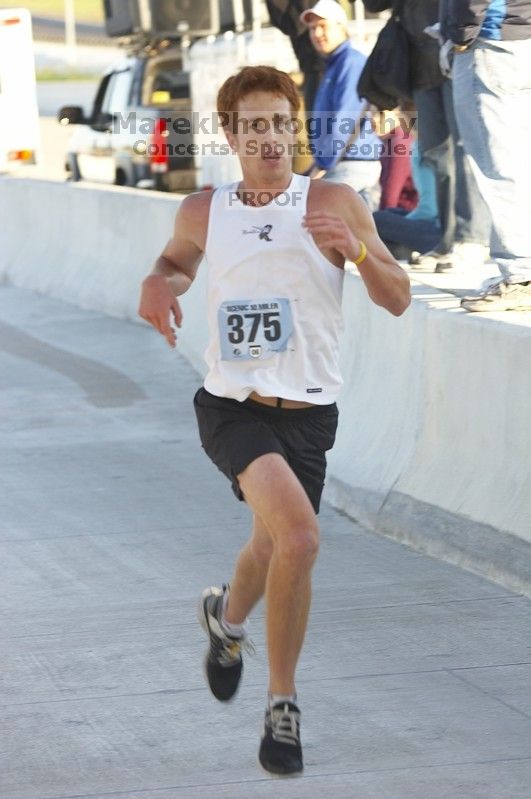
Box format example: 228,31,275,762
32,16,113,47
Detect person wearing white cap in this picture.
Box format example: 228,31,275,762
300,0,381,206
300,0,349,27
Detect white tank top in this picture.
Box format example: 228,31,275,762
203,173,344,404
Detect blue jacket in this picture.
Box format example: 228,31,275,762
310,40,381,170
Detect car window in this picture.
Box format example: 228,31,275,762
90,73,112,122
102,69,133,117
144,61,190,105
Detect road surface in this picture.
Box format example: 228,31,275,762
1,284,531,798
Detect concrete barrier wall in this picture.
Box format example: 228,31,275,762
0,178,209,370
2,178,530,593
327,281,531,594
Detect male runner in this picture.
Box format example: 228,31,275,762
138,65,410,776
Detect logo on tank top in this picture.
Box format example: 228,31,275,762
242,224,273,241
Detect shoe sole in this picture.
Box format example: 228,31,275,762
258,759,304,778
409,263,438,272
462,302,531,312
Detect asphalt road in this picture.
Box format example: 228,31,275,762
2,283,531,798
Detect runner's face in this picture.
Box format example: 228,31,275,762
226,92,296,185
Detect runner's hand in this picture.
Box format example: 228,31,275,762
139,274,181,348
303,211,363,262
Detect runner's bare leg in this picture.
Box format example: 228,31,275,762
236,453,319,696
224,514,273,625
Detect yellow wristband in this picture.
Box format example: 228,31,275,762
352,239,367,266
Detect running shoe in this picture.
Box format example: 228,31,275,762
461,280,531,312
198,585,250,701
258,701,303,775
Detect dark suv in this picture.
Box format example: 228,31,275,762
58,44,196,191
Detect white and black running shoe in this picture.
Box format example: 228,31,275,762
259,701,303,775
198,585,250,702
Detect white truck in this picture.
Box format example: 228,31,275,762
0,8,40,173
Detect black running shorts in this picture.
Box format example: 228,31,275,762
193,387,339,514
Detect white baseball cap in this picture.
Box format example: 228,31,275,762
300,0,349,27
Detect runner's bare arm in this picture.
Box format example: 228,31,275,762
304,185,411,316
139,192,211,347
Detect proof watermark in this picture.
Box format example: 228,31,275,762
224,189,305,209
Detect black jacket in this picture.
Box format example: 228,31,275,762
440,0,531,45
360,0,444,90
266,0,324,74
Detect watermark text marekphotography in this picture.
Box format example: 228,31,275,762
116,110,417,138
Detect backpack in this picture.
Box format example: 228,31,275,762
357,0,412,109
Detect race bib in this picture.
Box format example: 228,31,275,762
218,298,294,361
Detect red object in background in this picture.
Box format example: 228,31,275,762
379,127,418,212
150,118,169,174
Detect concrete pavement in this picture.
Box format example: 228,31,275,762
2,285,531,799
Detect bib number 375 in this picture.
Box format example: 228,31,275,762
218,298,293,361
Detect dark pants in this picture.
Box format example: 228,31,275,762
373,208,440,256
413,81,491,253
193,388,338,515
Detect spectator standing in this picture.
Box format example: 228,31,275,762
441,0,531,311
361,0,491,273
266,0,325,114
300,0,382,206
373,107,417,211
373,138,441,258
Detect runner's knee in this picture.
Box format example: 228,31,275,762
275,526,319,564
251,533,274,566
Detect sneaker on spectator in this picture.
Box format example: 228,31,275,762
479,274,506,292
435,242,490,273
387,242,413,261
409,248,450,270
460,279,531,312
198,585,251,701
258,701,303,775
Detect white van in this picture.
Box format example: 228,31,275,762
0,8,40,172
